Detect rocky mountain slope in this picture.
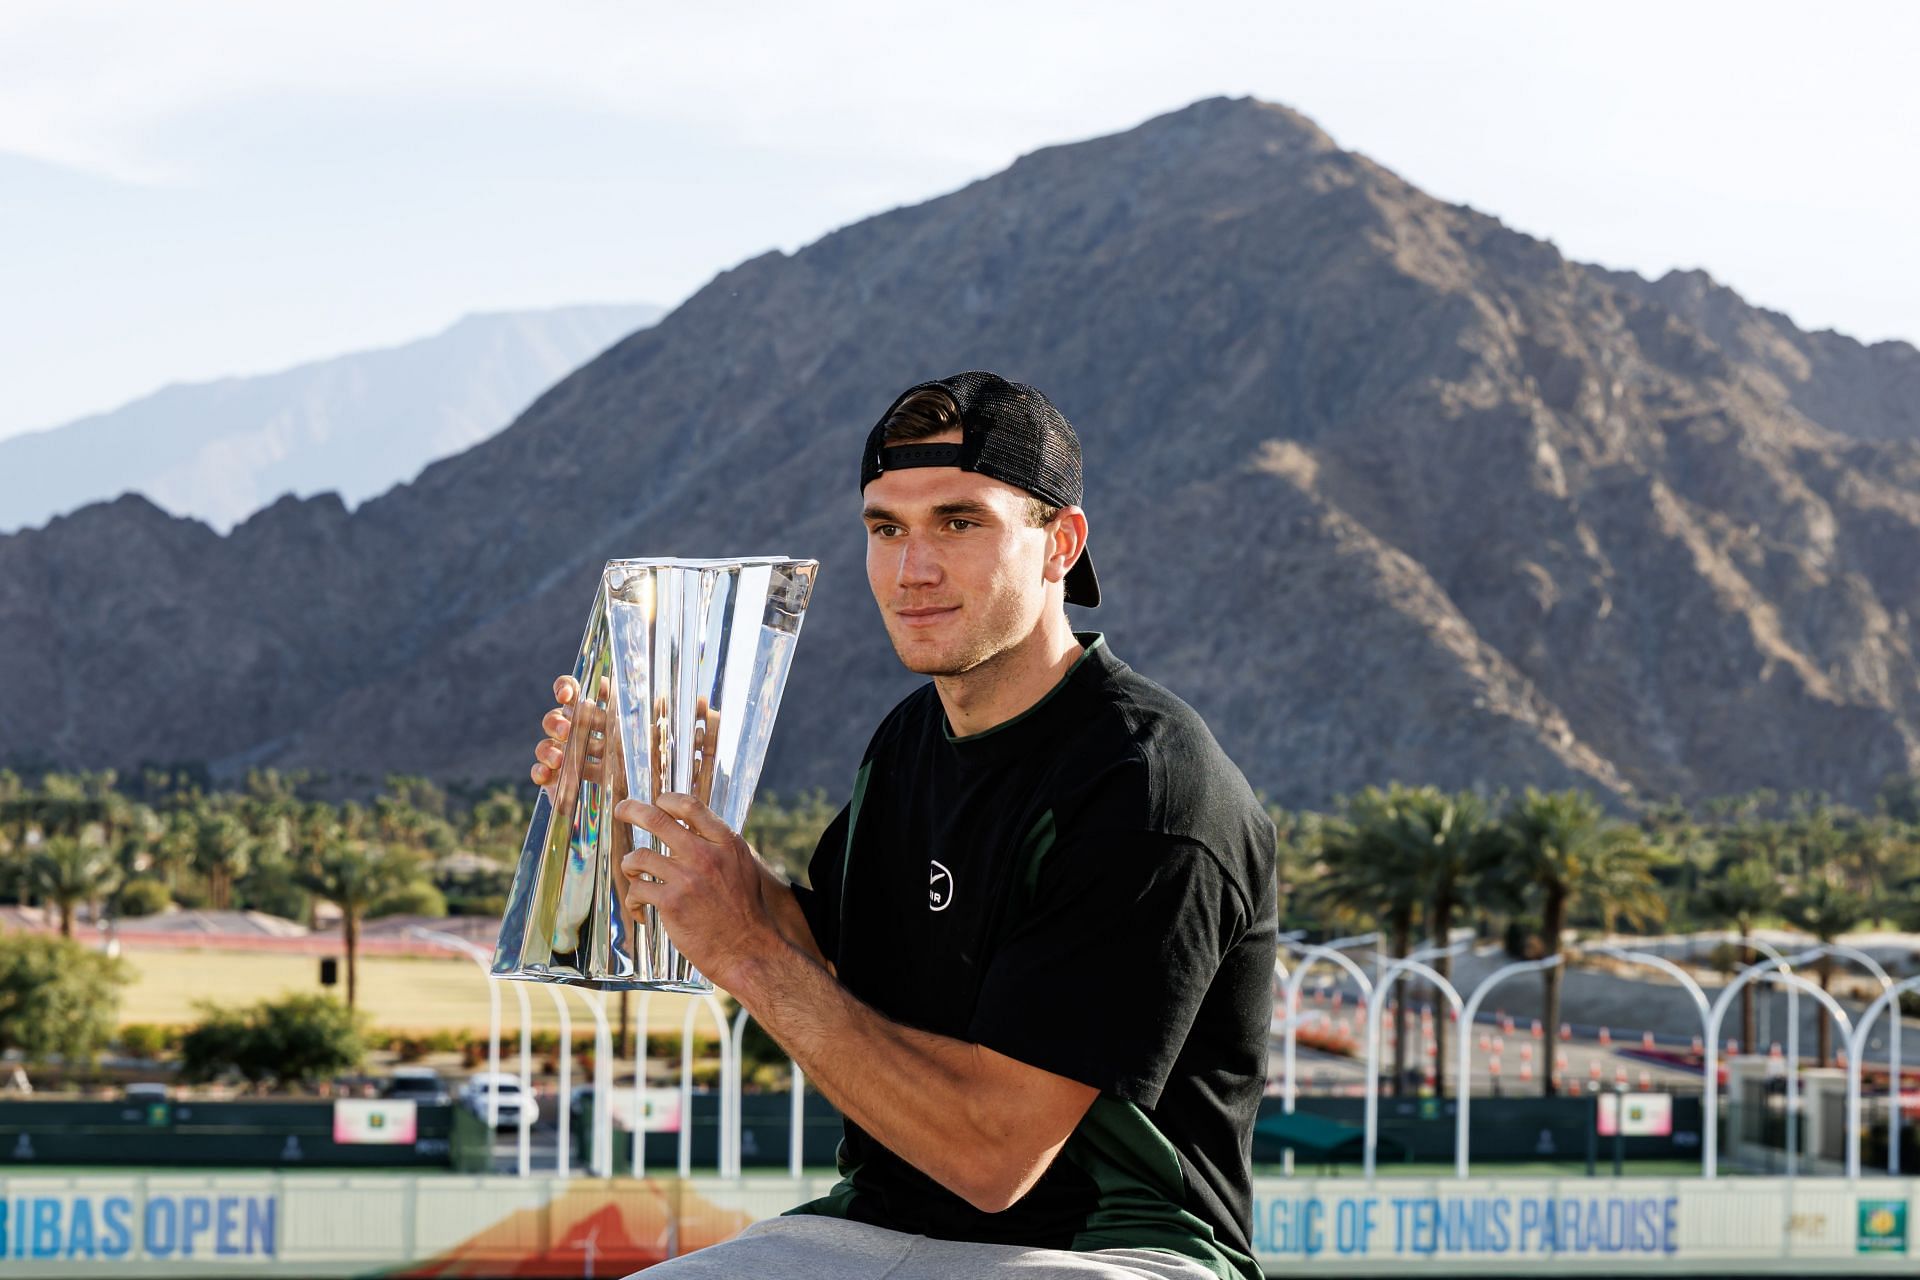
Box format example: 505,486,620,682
3,97,1915,809
0,304,660,533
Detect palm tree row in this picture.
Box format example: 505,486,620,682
1293,785,1663,1096
1279,777,1920,1090
0,767,846,1012
0,769,533,1009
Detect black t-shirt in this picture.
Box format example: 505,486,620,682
787,635,1277,1280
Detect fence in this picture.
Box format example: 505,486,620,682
0,1101,480,1170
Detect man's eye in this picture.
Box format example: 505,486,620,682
948,519,975,531
869,524,901,537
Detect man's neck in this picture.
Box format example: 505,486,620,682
934,616,1085,738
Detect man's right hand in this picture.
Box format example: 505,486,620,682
532,673,830,972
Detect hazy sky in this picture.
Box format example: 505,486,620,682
2,1,1915,441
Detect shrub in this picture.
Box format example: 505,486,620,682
179,994,366,1087
369,881,447,918
0,935,129,1065
115,878,172,918
118,1023,182,1060
234,866,310,922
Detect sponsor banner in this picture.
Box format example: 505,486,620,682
1598,1092,1673,1138
1251,1187,1682,1261
1858,1198,1907,1254
1245,1179,1920,1271
601,1085,683,1133
0,1190,277,1262
332,1099,417,1145
1,1174,1918,1275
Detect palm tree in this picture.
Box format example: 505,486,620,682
1388,787,1495,1094
1486,789,1665,1095
0,780,28,905
29,836,121,937
296,839,417,1010
111,804,163,874
1784,802,1848,879
1266,803,1327,933
83,772,134,852
1782,871,1868,1066
150,809,200,894
1694,857,1778,1056
465,788,530,858
1841,817,1914,928
1319,785,1427,1095
193,810,252,910
21,773,95,847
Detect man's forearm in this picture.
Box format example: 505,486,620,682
761,877,831,971
725,937,1083,1212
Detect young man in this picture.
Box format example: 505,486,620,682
531,371,1277,1279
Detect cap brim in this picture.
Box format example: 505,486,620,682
1064,546,1100,608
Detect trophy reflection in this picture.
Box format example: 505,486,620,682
493,557,818,991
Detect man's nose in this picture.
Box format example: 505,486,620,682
895,536,940,586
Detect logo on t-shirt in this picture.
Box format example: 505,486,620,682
928,860,954,912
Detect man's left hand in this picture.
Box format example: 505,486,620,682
613,792,778,988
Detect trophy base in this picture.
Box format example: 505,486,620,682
492,967,714,995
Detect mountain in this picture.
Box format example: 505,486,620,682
3,97,1917,810
0,304,662,533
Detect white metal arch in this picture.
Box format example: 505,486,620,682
677,992,736,1179
1705,955,1847,1178
1453,953,1562,1178
727,1003,808,1179
1281,942,1376,1117
1364,954,1463,1180
1845,974,1920,1178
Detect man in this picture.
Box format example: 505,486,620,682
531,371,1276,1279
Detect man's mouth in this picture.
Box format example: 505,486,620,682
895,605,959,627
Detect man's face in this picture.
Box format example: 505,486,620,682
861,436,1061,677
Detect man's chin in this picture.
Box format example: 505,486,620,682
886,632,978,678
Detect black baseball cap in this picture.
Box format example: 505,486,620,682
859,371,1100,607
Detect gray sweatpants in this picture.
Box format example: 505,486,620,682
628,1214,1227,1278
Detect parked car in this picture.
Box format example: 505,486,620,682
380,1067,452,1107
122,1082,171,1102
461,1072,539,1130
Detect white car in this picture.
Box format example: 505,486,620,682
460,1073,539,1130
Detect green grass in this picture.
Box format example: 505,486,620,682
119,947,723,1033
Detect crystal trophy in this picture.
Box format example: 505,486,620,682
493,557,817,991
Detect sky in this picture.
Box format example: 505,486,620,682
2,0,1916,441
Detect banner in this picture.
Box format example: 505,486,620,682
602,1085,682,1132
0,1190,277,1261
1858,1199,1907,1254
332,1099,417,1145
1598,1093,1673,1137
2,1173,1919,1275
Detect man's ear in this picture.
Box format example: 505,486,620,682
1044,507,1089,586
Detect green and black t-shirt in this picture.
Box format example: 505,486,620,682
787,635,1277,1280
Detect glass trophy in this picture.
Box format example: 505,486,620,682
493,557,817,991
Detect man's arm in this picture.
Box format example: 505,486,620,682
761,869,832,973
617,792,1096,1213
726,933,1096,1213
